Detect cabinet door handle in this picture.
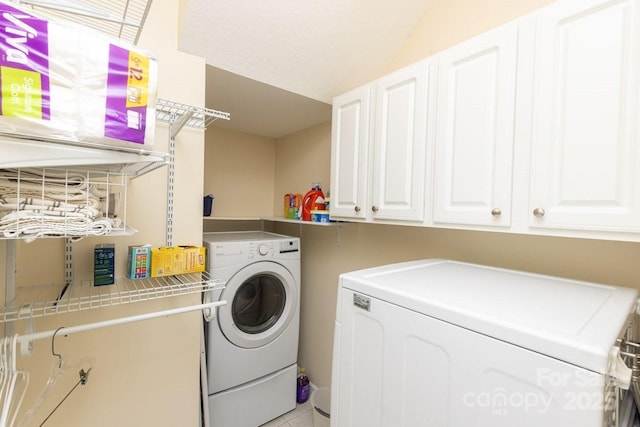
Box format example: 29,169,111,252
533,207,546,218
354,206,361,213
371,206,379,212
491,208,502,217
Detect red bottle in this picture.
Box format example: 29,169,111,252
301,183,325,221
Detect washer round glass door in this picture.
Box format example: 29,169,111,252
218,261,298,349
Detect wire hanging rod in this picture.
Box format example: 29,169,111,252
17,301,225,353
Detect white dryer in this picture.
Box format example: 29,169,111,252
202,231,300,427
332,259,639,427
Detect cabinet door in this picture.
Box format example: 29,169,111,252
529,0,640,232
330,86,371,219
370,60,431,222
433,23,518,227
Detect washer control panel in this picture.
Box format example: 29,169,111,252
279,240,299,254
248,239,300,258
257,243,269,256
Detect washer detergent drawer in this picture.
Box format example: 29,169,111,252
208,364,296,427
332,289,608,427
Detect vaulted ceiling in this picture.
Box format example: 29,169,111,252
178,0,432,137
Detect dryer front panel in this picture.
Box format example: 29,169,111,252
218,261,298,349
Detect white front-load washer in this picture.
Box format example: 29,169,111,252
202,231,300,427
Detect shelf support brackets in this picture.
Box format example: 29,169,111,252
169,111,195,140
155,98,230,247
20,316,34,356
4,240,16,337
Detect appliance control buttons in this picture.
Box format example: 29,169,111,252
258,244,269,256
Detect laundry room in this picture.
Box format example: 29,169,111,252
1,0,640,426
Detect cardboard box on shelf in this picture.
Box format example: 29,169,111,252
127,245,151,279
150,246,205,278
94,243,115,286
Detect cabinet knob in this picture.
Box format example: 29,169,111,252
371,206,379,213
533,207,546,218
354,206,361,213
491,208,502,217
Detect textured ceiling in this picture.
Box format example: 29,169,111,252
179,0,432,137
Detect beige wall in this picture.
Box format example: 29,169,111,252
202,122,331,220
204,127,276,218
10,1,207,425
274,122,332,213
390,0,555,70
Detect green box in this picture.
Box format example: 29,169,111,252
94,244,115,286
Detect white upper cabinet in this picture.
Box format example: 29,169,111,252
329,0,640,241
330,86,371,219
528,0,640,233
432,22,518,227
370,60,432,222
330,59,432,223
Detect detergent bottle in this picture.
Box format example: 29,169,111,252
296,367,310,403
302,182,325,221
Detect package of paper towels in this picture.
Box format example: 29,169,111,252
0,2,78,140
76,27,157,148
0,1,157,148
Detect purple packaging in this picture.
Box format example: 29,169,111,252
104,44,152,145
0,2,51,120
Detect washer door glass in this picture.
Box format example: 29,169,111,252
232,273,285,334
218,261,298,349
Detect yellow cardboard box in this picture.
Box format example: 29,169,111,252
151,246,205,277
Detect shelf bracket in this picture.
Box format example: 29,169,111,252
65,238,73,288
20,314,34,356
166,126,176,247
154,98,230,247
169,111,195,140
4,240,16,337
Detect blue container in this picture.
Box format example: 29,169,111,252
203,194,214,216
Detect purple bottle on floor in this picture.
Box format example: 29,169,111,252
297,367,310,403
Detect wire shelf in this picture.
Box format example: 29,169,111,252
0,167,133,241
1,271,223,322
156,99,231,130
0,135,169,176
16,0,153,45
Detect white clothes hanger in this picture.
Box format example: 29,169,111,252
0,335,30,427
0,337,11,416
18,355,95,427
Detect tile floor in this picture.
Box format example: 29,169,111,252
260,399,315,427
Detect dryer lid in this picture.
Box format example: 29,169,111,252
339,259,638,375
203,231,294,243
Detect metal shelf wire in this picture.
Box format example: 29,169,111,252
1,271,223,322
0,166,132,241
15,0,153,45
0,135,169,176
156,98,231,130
